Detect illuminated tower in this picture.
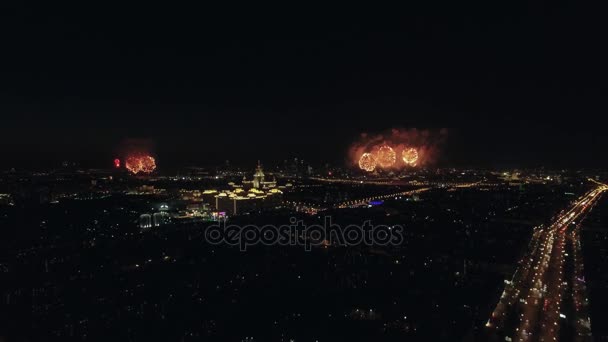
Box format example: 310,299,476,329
253,160,265,189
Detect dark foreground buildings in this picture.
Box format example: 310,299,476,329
0,168,607,341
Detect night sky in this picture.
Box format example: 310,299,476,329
1,3,606,169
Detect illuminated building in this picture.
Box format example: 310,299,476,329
242,161,277,189
199,163,284,216
0,194,14,206
153,212,170,227
213,187,283,215
139,214,152,229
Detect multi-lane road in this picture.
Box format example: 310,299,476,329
486,182,608,341
286,180,483,213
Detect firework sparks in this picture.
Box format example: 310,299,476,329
358,153,377,172
349,128,447,171
402,147,419,166
374,145,396,168
125,155,157,174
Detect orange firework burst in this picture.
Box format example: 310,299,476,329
402,147,419,166
348,128,446,171
125,155,157,174
358,153,377,172
139,155,156,173
374,145,396,168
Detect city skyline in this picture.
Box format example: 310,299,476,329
1,3,606,341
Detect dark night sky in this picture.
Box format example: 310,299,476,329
1,3,606,169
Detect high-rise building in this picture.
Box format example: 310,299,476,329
243,161,277,189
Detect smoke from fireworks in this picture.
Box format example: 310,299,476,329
350,128,447,172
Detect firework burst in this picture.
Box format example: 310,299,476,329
358,153,377,172
125,154,157,174
374,145,396,168
402,147,419,166
349,128,447,172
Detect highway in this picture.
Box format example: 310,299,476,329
486,183,608,341
286,181,484,213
